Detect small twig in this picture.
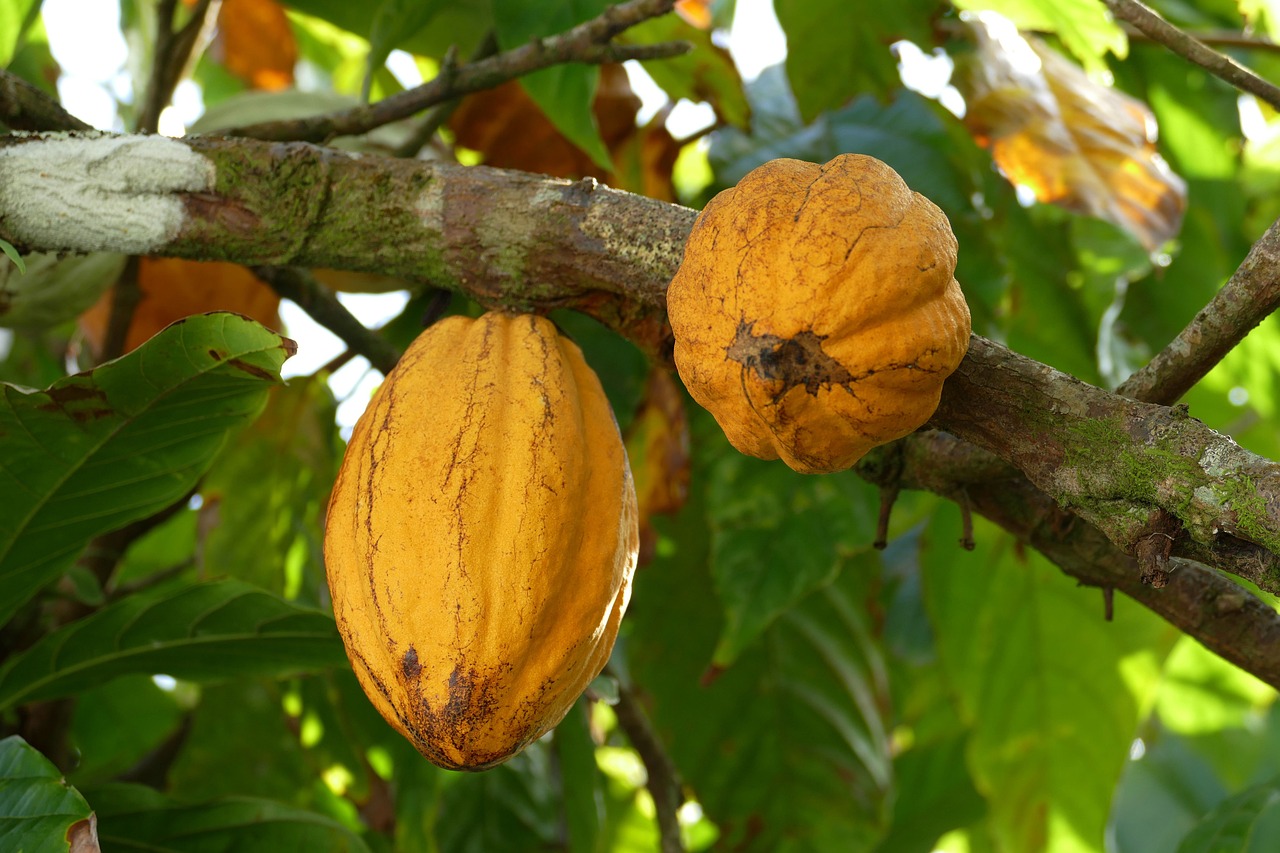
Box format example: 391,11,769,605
611,681,685,853
101,256,143,363
1102,0,1280,110
252,266,402,375
1126,26,1280,54
1118,216,1280,404
0,68,92,131
137,0,217,134
1103,587,1115,622
225,0,688,142
957,489,976,551
873,484,899,551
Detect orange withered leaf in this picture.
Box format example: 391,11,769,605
961,14,1186,250
624,368,691,565
215,0,297,91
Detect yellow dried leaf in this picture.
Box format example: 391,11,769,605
962,12,1186,250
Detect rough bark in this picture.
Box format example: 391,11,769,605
3,131,1280,685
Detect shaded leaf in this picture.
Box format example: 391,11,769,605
707,443,878,666
629,454,891,848
0,579,345,710
200,377,340,599
555,700,603,853
492,0,613,171
0,313,294,628
921,513,1177,852
0,239,25,274
0,252,125,330
215,0,297,91
624,368,691,566
89,782,370,852
363,0,444,99
0,736,97,853
775,0,938,122
1176,778,1280,853
68,675,186,787
960,14,1186,250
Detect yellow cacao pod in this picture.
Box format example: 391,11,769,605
325,312,639,770
667,154,972,474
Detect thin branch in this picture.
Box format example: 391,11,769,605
0,68,92,131
252,266,402,375
101,256,142,363
138,0,217,134
1126,26,1280,54
392,34,499,160
1102,0,1280,110
1118,216,1280,405
611,682,685,853
224,0,688,143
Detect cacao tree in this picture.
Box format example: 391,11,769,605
3,0,1280,851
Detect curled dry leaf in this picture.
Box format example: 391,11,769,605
214,0,297,91
961,12,1186,251
675,0,713,29
79,258,281,358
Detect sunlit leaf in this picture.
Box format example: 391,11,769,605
215,0,297,91
0,580,344,710
775,0,937,122
0,0,39,66
620,14,749,128
0,313,294,628
922,513,1177,852
952,0,1127,71
960,14,1186,250
492,0,613,171
0,736,97,853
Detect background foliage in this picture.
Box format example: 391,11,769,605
3,0,1280,851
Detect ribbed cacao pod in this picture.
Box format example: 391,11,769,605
325,312,638,770
667,154,972,474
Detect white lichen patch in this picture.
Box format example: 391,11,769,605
414,181,444,234
1198,439,1244,479
0,134,216,254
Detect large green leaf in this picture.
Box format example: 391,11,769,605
774,0,938,122
0,736,96,853
1176,778,1280,853
493,0,613,171
0,313,294,627
89,782,370,852
201,376,340,600
630,462,892,849
705,440,878,666
0,579,345,710
921,513,1177,852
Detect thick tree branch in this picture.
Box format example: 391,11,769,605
0,68,91,132
1103,0,1280,110
224,0,688,143
3,131,1280,687
1118,216,1280,405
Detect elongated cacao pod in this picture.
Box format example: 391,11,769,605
325,312,638,770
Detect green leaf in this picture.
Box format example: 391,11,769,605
774,0,938,122
0,0,39,66
436,747,562,852
0,239,25,274
630,469,892,848
0,579,345,710
952,0,1127,71
201,376,340,600
363,0,446,100
493,0,613,172
921,513,1177,852
88,782,371,852
0,735,96,853
68,675,186,786
1176,778,1280,853
555,700,602,853
706,437,878,666
620,14,749,128
0,313,294,628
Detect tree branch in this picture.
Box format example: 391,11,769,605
1102,0,1280,110
1118,216,1280,405
0,68,91,132
612,682,685,853
224,0,689,143
138,0,216,134
4,131,1280,688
